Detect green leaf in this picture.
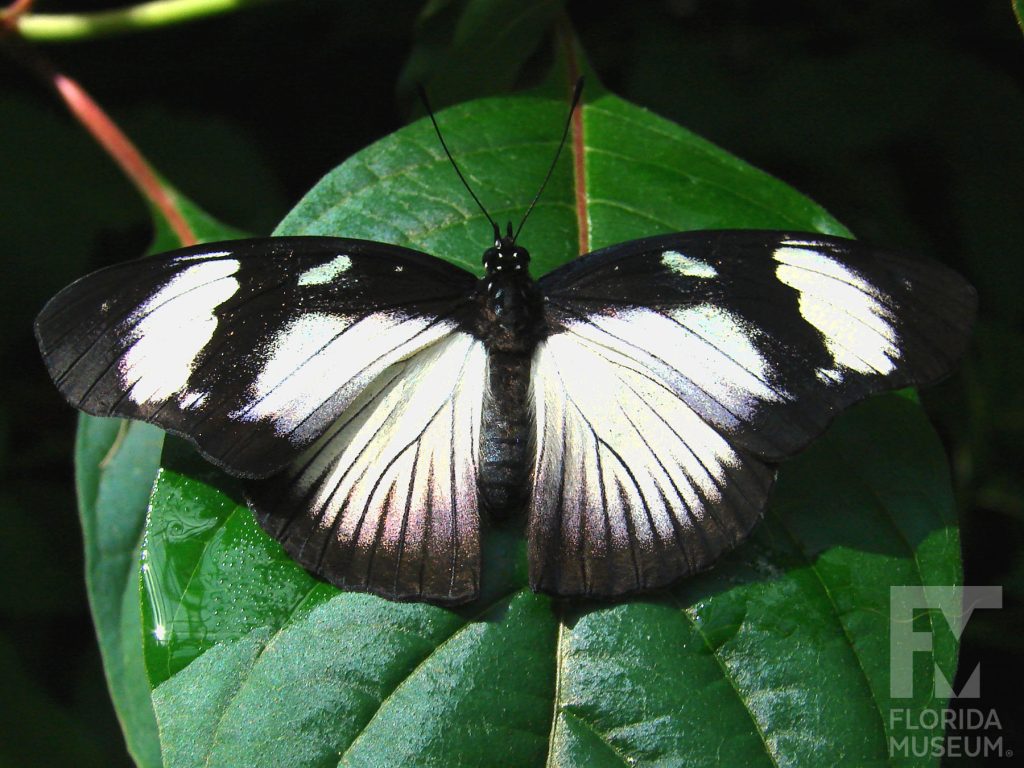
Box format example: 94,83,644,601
143,89,961,766
77,416,165,768
124,106,288,235
398,0,564,108
75,194,244,768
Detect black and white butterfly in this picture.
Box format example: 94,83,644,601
35,88,975,606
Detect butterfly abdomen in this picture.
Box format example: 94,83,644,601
474,238,546,517
479,349,534,517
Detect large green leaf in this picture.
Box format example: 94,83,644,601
75,190,245,768
141,89,961,766
398,0,565,108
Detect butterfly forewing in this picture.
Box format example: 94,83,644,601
528,230,975,596
539,231,975,460
35,237,478,478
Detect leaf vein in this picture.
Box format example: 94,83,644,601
336,587,525,765
671,595,783,768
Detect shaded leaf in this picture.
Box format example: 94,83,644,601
123,106,287,236
0,636,113,767
77,417,165,768
398,0,564,108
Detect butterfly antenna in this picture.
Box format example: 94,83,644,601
417,85,499,236
512,77,585,243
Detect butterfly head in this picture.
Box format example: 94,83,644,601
482,221,531,277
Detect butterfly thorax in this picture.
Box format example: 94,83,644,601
475,234,545,517
475,235,546,354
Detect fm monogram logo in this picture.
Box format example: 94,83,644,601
890,585,1002,699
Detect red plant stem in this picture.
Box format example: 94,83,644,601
0,26,196,246
0,0,34,31
52,72,196,245
558,20,588,257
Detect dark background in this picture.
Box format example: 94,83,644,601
1,1,1021,765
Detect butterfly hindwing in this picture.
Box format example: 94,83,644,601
34,237,478,478
528,230,975,596
246,332,487,604
529,334,776,596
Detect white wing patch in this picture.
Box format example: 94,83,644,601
661,250,717,278
233,311,456,444
119,260,240,404
528,333,773,595
564,306,785,424
268,333,485,598
297,254,352,286
248,311,353,400
774,245,900,375
669,304,776,394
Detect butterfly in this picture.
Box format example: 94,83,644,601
35,85,976,606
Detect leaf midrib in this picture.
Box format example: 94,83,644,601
335,587,528,766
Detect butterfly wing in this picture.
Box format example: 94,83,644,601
35,237,478,478
247,333,487,604
529,335,777,596
529,230,975,596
